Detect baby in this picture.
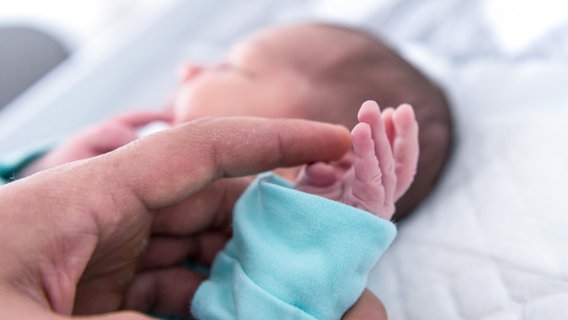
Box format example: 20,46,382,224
14,22,452,222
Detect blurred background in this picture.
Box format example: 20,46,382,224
0,0,168,110
2,0,567,145
2,0,567,124
0,0,158,48
1,1,568,319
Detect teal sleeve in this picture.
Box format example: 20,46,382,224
191,172,397,320
0,146,49,184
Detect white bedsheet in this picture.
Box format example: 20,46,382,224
1,1,567,319
370,57,568,319
365,3,568,318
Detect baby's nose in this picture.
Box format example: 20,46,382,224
178,64,204,82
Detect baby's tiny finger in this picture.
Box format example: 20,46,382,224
351,123,380,183
392,104,419,200
351,123,392,218
381,107,395,147
357,101,396,212
295,162,337,189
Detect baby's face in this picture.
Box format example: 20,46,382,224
171,26,314,124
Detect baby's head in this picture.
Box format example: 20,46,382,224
173,22,453,221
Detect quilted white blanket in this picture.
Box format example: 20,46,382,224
363,2,568,318
1,0,567,319
370,57,568,319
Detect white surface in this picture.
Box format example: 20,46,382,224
369,57,568,319
1,1,568,319
483,0,568,54
0,0,162,49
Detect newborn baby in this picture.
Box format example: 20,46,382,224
17,22,452,223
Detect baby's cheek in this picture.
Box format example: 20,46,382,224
172,90,193,123
172,97,209,125
172,83,215,123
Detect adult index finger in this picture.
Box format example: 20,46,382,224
110,117,351,209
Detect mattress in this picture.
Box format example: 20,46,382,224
1,0,567,319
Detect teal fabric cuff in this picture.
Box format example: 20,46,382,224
192,172,397,320
0,145,49,184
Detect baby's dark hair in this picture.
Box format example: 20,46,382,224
299,22,453,221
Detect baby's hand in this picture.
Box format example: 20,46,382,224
20,109,172,177
295,101,418,220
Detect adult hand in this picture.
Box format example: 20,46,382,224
344,290,388,320
0,117,383,319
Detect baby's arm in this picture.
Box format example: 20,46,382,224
19,110,172,177
296,100,418,220
192,101,411,319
